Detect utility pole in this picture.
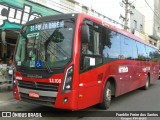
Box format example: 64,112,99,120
121,0,135,30
124,0,129,30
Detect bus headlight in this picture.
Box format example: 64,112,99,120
62,65,74,93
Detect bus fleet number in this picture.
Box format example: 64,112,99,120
49,79,61,83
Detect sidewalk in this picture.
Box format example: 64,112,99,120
0,75,12,91
0,90,13,101
0,76,13,102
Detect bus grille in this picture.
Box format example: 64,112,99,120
18,80,59,91
20,93,56,107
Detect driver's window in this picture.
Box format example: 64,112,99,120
80,19,102,72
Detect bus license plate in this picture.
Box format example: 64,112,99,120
29,92,39,98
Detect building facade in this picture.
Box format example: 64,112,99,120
153,0,160,48
135,0,160,49
130,9,144,33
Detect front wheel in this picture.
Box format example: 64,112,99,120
99,81,112,109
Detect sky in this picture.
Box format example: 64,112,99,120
75,0,151,25
75,0,124,22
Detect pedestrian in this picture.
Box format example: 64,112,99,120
9,57,13,65
7,57,14,89
8,57,13,75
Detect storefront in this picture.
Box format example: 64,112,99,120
0,0,60,63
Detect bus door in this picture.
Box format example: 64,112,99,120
78,20,103,109
78,61,103,109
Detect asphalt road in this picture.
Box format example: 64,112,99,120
0,79,160,120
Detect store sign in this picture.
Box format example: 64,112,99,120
0,0,60,29
0,3,42,27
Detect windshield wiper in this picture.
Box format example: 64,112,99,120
36,47,53,73
31,35,53,73
40,30,69,60
48,43,67,59
48,42,69,58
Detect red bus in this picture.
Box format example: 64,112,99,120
12,13,160,110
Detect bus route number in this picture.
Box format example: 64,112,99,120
49,79,61,83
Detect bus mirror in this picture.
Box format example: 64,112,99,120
81,24,90,43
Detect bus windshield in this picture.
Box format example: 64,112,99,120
15,18,75,69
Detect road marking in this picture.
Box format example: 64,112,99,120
0,99,18,106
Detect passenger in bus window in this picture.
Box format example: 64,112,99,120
82,43,93,55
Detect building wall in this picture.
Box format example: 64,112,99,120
28,0,87,14
135,0,154,36
130,9,144,33
153,0,160,39
134,0,160,49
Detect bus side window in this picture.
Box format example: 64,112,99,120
132,40,138,60
136,41,148,61
121,35,133,60
102,30,121,63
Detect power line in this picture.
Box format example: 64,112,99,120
130,0,137,4
144,0,160,26
144,0,156,14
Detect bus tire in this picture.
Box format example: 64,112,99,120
99,81,112,109
142,75,150,90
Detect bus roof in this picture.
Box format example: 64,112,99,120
79,13,158,50
25,13,78,25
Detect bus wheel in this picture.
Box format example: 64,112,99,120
142,75,150,90
99,81,112,109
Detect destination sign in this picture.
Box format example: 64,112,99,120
29,20,64,32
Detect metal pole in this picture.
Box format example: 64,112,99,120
124,0,129,30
